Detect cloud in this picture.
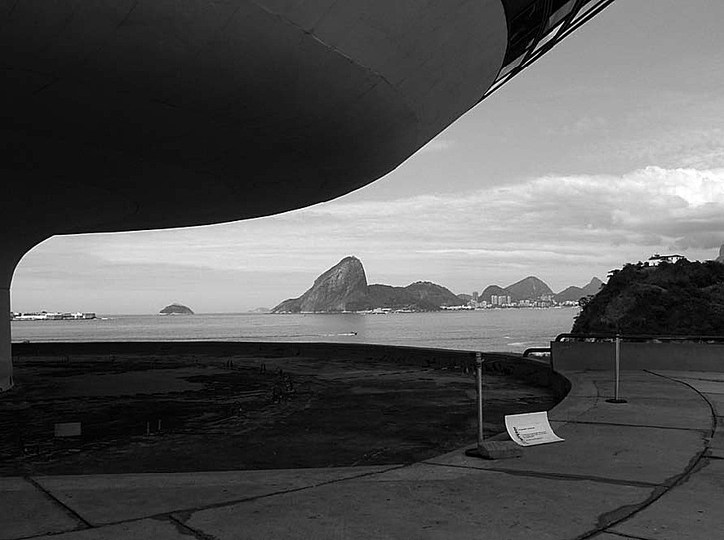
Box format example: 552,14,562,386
14,166,724,308
621,128,724,170
294,165,724,247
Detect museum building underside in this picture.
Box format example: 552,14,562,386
0,0,614,390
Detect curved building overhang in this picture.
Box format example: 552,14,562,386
0,0,616,392
1,0,508,237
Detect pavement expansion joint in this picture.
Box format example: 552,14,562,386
167,515,218,540
23,476,92,530
421,460,659,488
3,465,412,538
559,419,708,433
580,374,716,540
645,370,717,434
599,530,654,540
591,493,666,539
646,371,718,416
93,463,412,529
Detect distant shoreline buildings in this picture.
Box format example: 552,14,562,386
11,311,96,321
443,295,579,311
644,253,686,267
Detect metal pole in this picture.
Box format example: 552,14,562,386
465,350,520,460
614,334,620,400
606,334,627,403
476,352,484,445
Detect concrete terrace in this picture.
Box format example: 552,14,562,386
2,367,723,539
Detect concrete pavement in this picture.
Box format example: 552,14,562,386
2,367,723,539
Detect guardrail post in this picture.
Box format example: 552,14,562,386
476,351,484,446
606,334,627,404
465,352,521,460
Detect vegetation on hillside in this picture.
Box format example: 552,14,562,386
572,260,724,335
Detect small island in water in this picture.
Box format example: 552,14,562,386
159,303,194,315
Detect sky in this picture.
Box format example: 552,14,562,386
12,0,724,314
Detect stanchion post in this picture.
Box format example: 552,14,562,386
606,334,627,404
615,334,621,400
476,351,484,446
465,351,521,460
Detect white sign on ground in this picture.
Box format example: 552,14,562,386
505,411,563,447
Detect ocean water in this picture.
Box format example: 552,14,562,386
10,308,578,352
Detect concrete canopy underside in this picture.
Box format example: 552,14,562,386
1,0,508,235
0,0,508,390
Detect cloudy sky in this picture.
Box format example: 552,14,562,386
12,0,724,314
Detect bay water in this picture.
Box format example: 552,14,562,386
11,308,578,352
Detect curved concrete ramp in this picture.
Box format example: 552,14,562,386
3,367,723,539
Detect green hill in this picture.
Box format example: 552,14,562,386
572,260,724,335
480,285,508,303
505,276,553,302
404,281,462,307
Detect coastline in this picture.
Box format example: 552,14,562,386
9,310,578,354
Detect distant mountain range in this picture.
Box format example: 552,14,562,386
554,277,604,303
272,256,603,313
479,276,603,304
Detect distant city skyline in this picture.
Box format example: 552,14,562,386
12,0,724,314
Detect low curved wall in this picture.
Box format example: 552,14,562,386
12,341,570,400
552,340,724,372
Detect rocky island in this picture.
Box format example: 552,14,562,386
159,303,194,315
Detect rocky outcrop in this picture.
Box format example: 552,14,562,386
272,257,371,313
272,257,463,313
716,244,724,263
160,303,194,315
